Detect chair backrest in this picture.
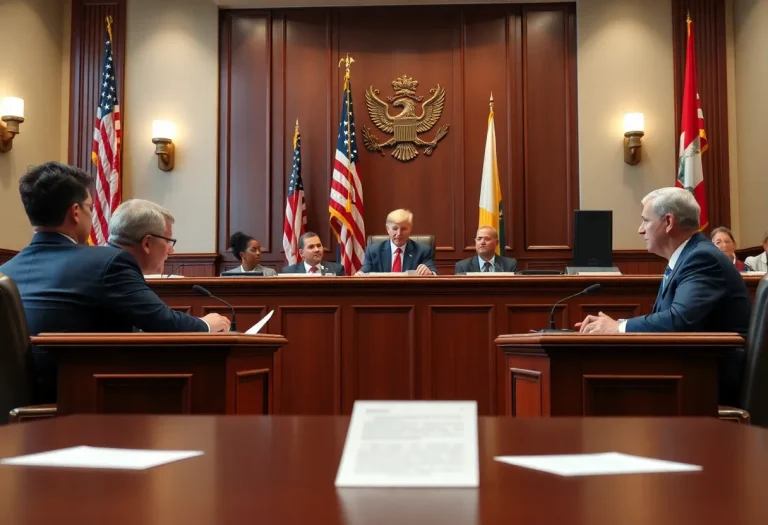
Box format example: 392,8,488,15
0,274,32,424
367,235,436,258
742,275,768,426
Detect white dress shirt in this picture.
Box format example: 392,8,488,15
478,255,496,272
745,251,768,272
304,261,322,274
618,237,691,332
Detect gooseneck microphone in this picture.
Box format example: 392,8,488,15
193,284,237,332
540,283,601,333
165,263,185,278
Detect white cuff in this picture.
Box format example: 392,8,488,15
618,319,627,333
201,319,211,332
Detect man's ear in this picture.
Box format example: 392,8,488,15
70,203,81,224
142,235,152,254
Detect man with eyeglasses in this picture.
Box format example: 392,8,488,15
0,162,230,404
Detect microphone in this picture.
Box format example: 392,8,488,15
165,262,185,278
192,284,236,332
540,283,601,333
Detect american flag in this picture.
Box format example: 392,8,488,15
282,121,307,264
329,75,365,275
90,17,121,245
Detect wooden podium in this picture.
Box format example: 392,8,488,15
32,333,287,416
496,333,745,417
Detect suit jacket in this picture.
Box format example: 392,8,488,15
625,233,751,335
359,239,437,274
455,255,518,274
221,265,277,276
0,232,208,402
280,261,346,276
745,252,767,272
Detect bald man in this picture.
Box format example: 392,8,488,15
455,226,518,274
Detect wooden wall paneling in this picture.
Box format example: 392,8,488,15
220,13,272,256
346,305,416,412
582,375,683,416
282,10,334,252
275,305,341,415
462,8,509,255
162,253,219,277
507,8,524,256
520,5,578,252
201,305,268,333
426,305,496,415
69,0,126,172
0,249,18,266
507,304,566,333
672,0,729,231
335,7,460,253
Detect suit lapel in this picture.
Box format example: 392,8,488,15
470,256,480,273
381,242,392,272
660,234,700,302
298,262,306,274
402,240,414,272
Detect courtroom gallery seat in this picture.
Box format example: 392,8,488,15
739,275,768,427
367,235,436,258
0,274,57,424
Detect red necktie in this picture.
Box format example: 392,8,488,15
309,266,318,274
392,248,402,272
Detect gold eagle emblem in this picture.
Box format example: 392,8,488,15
362,75,449,162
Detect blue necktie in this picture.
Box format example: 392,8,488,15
653,266,672,313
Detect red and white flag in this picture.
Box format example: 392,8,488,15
677,15,708,229
282,120,306,265
90,16,121,245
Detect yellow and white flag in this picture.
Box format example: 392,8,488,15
478,97,505,255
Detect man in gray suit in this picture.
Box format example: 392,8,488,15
281,232,345,276
455,226,518,274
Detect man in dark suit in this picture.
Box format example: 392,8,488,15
356,209,437,275
281,232,345,275
455,226,518,274
576,187,751,405
0,162,230,403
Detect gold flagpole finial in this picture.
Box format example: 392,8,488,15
489,93,494,112
295,118,299,131
338,54,355,78
686,10,691,22
106,16,114,42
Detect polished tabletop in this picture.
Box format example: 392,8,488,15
0,416,766,524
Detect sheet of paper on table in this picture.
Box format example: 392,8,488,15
335,400,479,487
245,309,274,334
0,446,203,470
494,452,702,477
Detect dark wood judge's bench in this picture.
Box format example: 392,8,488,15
119,275,758,417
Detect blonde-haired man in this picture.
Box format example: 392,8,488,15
356,209,437,275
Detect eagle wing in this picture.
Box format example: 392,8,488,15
365,86,395,134
417,84,446,133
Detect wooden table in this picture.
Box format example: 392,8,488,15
32,333,287,416
150,276,761,416
0,415,766,524
497,333,745,417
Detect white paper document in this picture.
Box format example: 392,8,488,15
335,401,479,487
245,309,274,334
0,446,203,470
494,452,702,477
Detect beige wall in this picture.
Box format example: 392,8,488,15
733,0,768,247
0,0,69,250
122,0,219,253
577,0,676,250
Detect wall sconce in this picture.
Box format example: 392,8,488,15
0,97,25,153
151,120,176,171
623,112,645,165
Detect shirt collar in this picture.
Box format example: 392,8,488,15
304,261,320,273
391,240,406,255
239,265,261,273
667,237,691,270
478,255,495,268
57,232,77,244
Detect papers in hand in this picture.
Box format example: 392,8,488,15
245,309,274,334
0,446,203,470
495,452,702,477
335,401,479,487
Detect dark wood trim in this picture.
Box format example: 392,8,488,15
68,0,127,175
0,248,18,265
672,0,730,231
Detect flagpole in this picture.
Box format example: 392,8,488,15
338,54,355,213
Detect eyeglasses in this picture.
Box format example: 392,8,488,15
79,201,94,213
148,233,177,248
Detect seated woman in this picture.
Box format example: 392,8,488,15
710,226,748,272
745,230,768,272
224,232,277,276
